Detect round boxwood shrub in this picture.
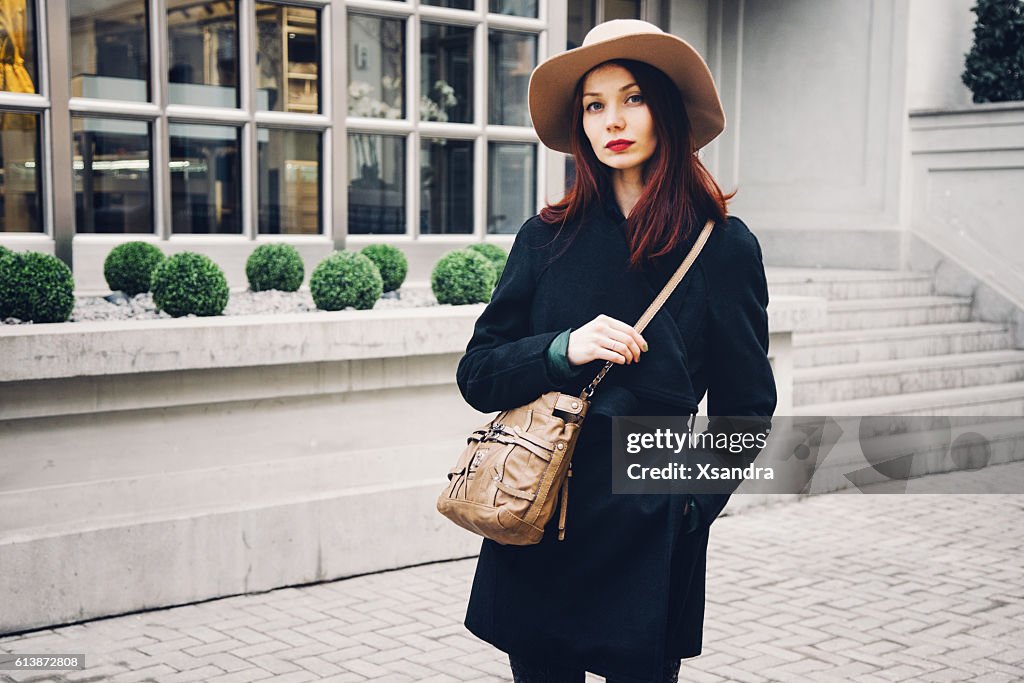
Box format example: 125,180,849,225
0,251,75,323
359,244,408,293
431,250,497,305
466,243,508,282
150,252,229,317
310,251,383,311
246,244,304,292
962,0,1024,103
103,241,165,296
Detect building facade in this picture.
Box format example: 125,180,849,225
0,0,673,289
0,0,1005,293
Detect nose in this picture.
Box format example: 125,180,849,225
604,105,625,131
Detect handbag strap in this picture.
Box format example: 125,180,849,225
580,218,715,400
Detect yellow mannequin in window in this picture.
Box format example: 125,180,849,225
0,0,36,232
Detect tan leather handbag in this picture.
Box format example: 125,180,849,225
437,220,715,545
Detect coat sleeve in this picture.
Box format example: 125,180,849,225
691,219,777,528
456,222,564,414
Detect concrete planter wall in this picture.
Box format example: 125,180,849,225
0,300,818,634
908,103,1024,308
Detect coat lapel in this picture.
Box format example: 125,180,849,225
582,202,702,413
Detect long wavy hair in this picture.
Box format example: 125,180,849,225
540,59,735,269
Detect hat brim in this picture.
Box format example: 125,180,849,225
528,33,725,154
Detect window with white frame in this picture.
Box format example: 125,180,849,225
346,0,542,237
67,0,326,237
0,0,43,233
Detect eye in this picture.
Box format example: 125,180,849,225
626,93,644,105
584,101,603,113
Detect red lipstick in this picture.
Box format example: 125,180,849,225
605,139,634,152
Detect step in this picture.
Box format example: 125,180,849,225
793,350,1024,405
825,296,972,331
768,269,933,300
792,322,1013,368
780,417,1024,495
794,381,1024,416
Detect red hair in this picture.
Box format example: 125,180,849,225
539,59,735,269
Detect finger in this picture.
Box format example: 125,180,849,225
605,329,642,362
604,318,649,353
600,334,636,363
592,345,627,365
603,338,634,364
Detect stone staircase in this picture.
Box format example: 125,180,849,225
767,268,1024,416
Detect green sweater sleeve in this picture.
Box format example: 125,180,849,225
545,328,585,383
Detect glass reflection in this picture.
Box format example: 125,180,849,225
70,0,150,102
423,0,474,9
258,128,321,235
605,0,642,20
169,123,241,234
488,31,536,126
72,117,153,234
488,142,535,234
167,0,238,107
0,112,42,232
0,0,38,94
421,138,473,235
567,0,596,49
256,3,320,113
421,23,474,124
348,14,405,119
489,0,538,18
348,133,405,235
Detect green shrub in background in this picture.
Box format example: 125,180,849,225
0,251,75,323
963,0,1024,103
0,245,12,260
431,250,496,305
310,251,383,311
246,244,304,292
466,243,508,282
151,252,229,317
103,241,165,296
359,244,408,293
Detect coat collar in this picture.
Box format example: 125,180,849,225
554,194,705,415
590,192,705,295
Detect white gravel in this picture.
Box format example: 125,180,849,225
1,287,440,325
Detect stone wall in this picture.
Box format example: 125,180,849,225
0,301,816,633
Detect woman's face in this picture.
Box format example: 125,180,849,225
581,63,657,175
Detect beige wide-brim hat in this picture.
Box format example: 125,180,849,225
528,19,725,154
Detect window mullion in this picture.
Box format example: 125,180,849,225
151,0,171,241
345,0,415,17
542,2,565,211
46,0,74,260
239,0,257,240
475,18,487,238
323,2,338,246
417,5,484,26
30,0,53,243
408,12,420,238
483,15,544,31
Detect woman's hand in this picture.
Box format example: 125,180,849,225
567,314,648,366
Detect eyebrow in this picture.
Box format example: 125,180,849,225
582,82,640,98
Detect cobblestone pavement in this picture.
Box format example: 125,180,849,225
2,470,1023,682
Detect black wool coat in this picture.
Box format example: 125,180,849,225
455,197,777,683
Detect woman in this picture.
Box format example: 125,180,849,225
455,19,776,683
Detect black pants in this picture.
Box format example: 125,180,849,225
509,654,681,683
